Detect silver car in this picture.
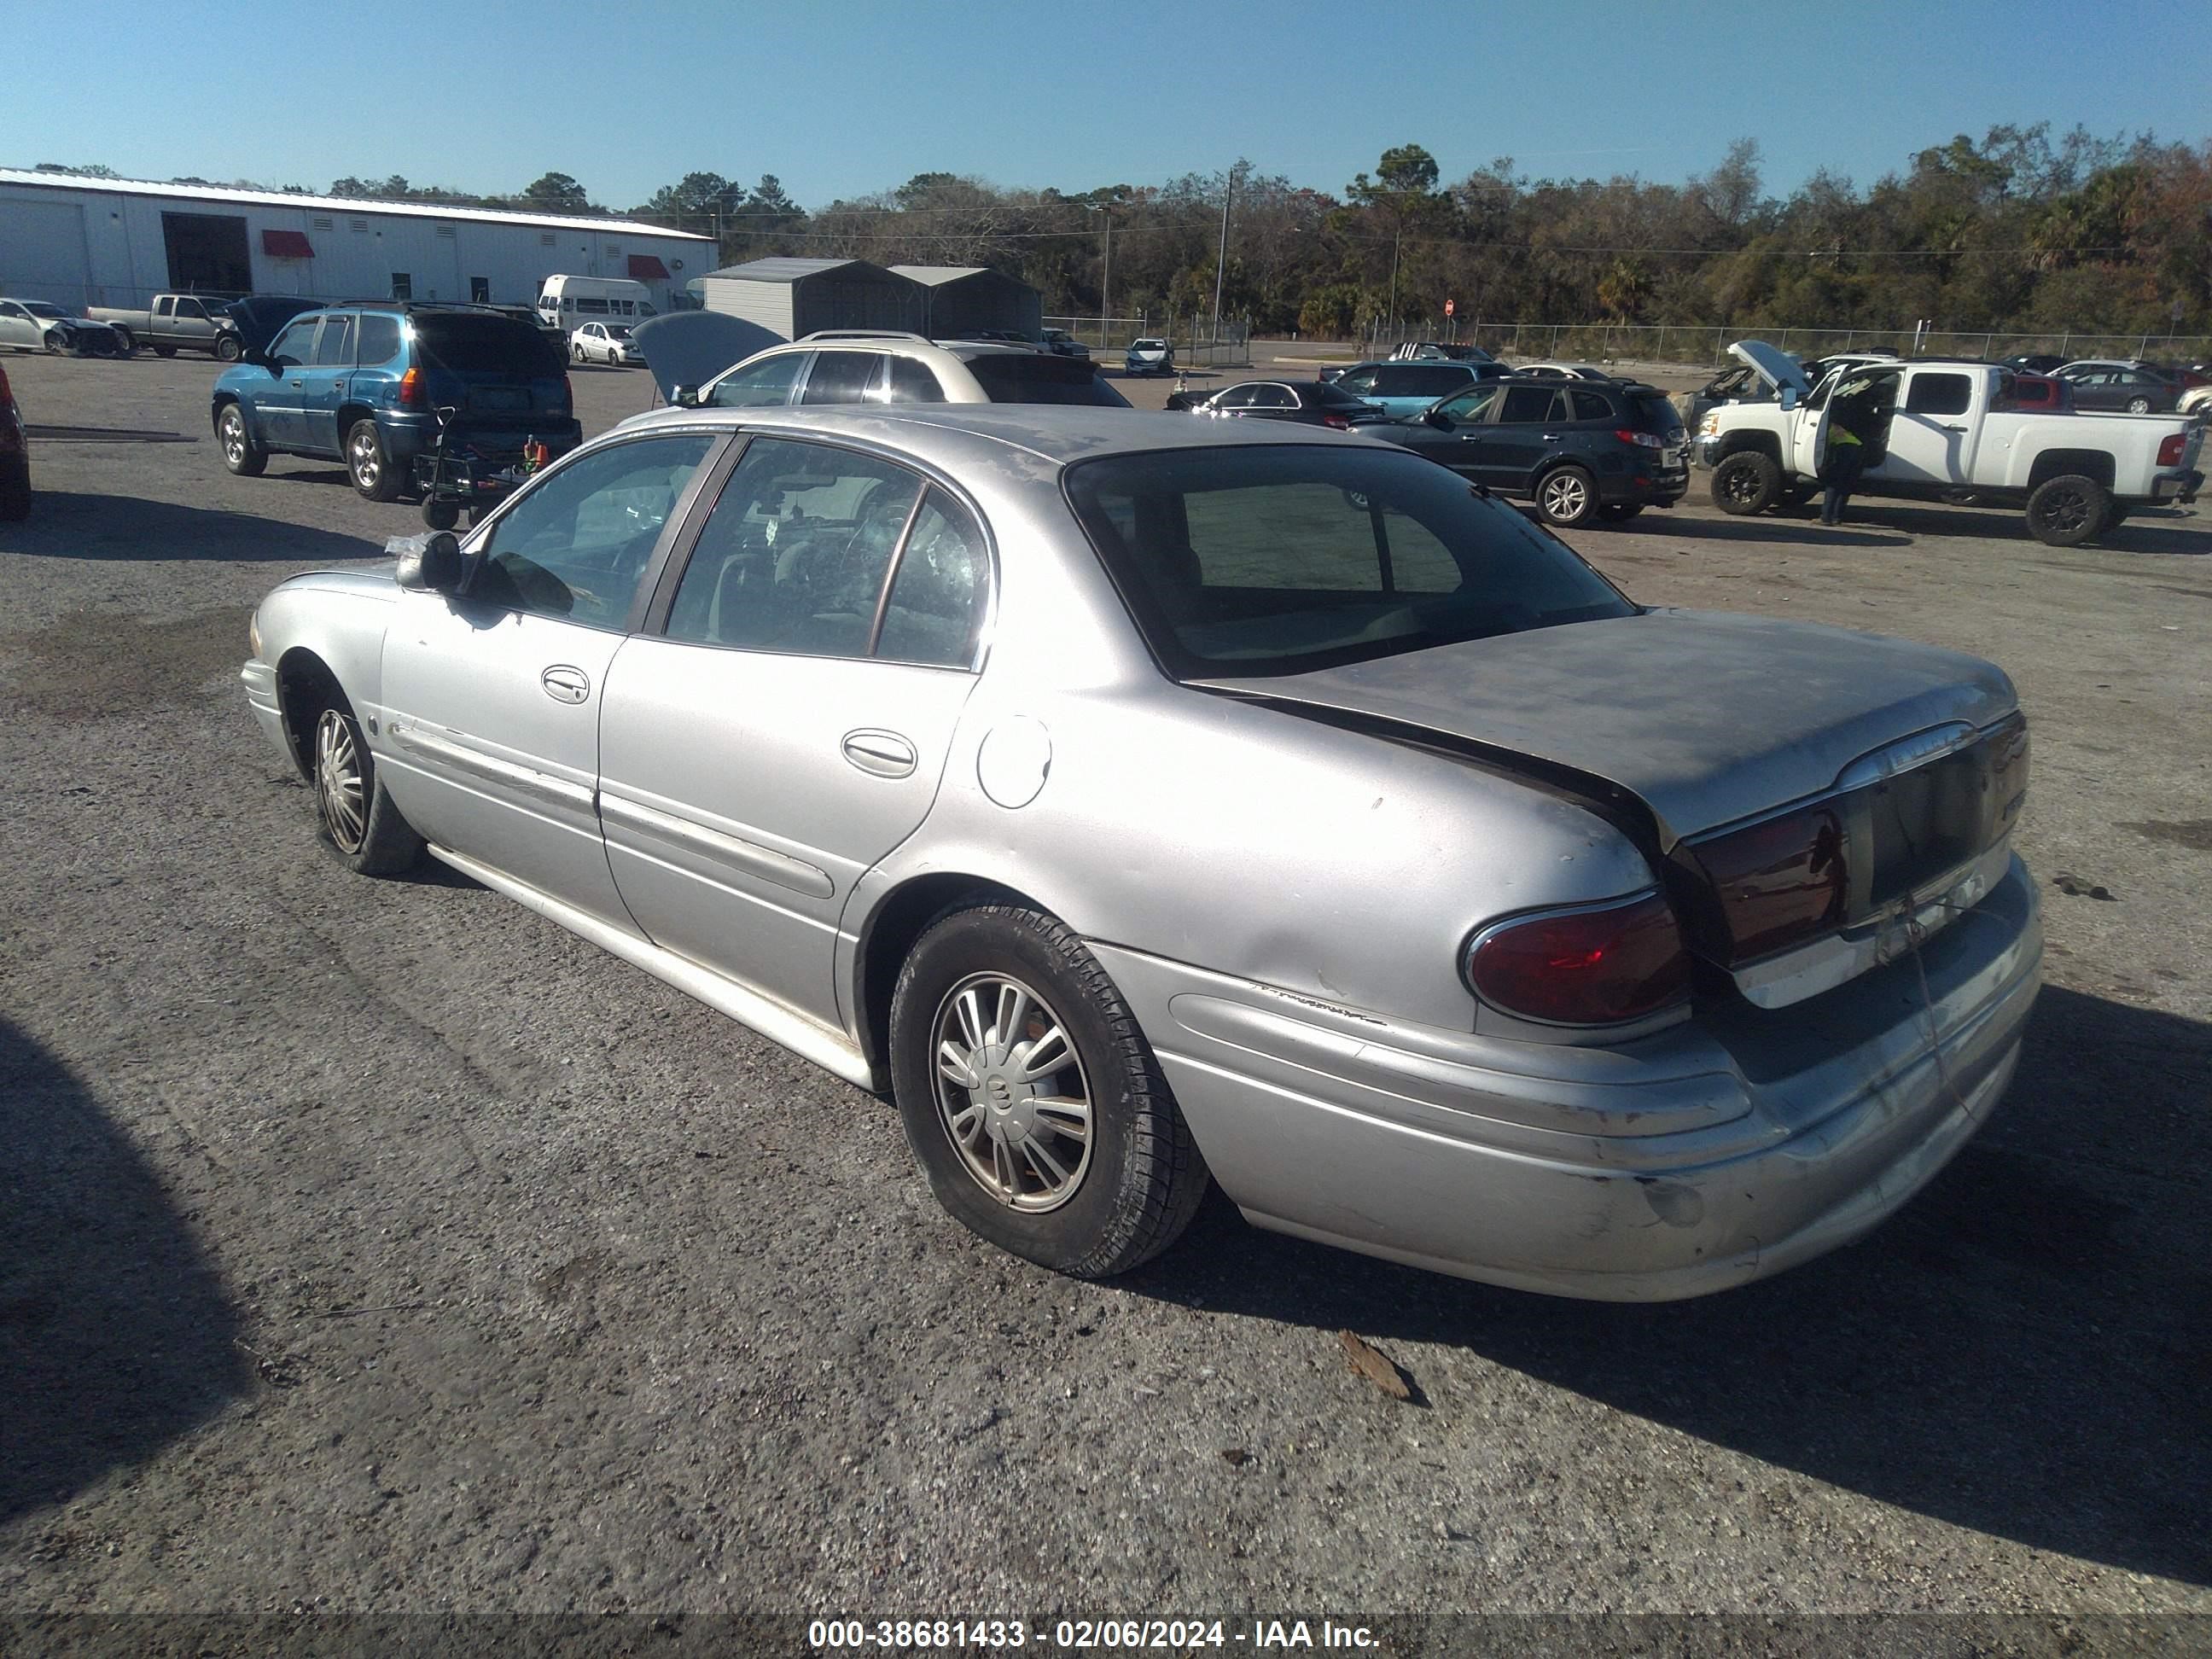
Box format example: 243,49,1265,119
242,406,2040,1300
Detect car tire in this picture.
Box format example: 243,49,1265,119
153,344,178,358
309,700,423,876
345,419,402,503
216,403,267,476
889,903,1209,1278
2125,396,2151,414
572,341,586,364
112,327,137,358
2025,473,2110,547
44,332,69,356
422,497,462,532
213,334,242,364
1598,503,1644,521
1534,464,1599,527
1711,451,1782,515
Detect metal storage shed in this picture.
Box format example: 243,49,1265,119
687,258,923,340
888,266,1044,341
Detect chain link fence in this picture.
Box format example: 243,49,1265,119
1361,323,2212,370
1043,315,1252,367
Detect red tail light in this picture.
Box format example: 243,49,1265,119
1324,413,1351,429
1466,893,1690,1026
1691,806,1848,963
1616,428,1666,449
2157,432,2186,468
398,366,423,408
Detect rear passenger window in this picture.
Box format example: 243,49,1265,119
877,490,989,668
1570,389,1612,422
312,316,354,366
800,351,880,405
358,315,401,364
1906,373,1972,416
664,438,923,659
879,356,946,404
1499,387,1563,423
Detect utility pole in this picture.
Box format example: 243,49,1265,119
1211,172,1233,345
1089,202,1115,347
1387,227,1402,341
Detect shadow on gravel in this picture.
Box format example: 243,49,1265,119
0,1017,247,1525
1132,986,2212,1586
1603,515,1911,549
0,492,376,562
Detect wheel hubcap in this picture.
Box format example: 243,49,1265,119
351,431,379,487
315,709,368,853
931,973,1092,1212
221,411,245,464
1545,475,1587,517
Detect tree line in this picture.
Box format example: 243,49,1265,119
32,125,2212,337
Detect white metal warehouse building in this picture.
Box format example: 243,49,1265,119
0,169,713,314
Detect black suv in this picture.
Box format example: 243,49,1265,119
1363,375,1688,526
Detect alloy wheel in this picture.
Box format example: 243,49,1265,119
348,427,381,492
314,708,368,853
930,972,1093,1213
219,408,247,467
2039,485,2090,535
1542,472,1590,520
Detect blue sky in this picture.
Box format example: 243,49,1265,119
6,0,2206,211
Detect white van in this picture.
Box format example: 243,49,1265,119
537,275,660,329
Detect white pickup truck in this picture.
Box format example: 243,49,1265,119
1695,341,2203,545
84,294,244,360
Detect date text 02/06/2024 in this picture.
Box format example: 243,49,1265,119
806,1619,1378,1650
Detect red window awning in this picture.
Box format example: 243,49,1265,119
627,253,670,280
261,230,315,259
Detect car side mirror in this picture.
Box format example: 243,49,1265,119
390,531,463,594
1424,408,1452,429
672,385,700,408
1778,386,1800,411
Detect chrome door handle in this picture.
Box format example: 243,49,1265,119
540,664,591,704
1940,423,1968,431
841,729,917,778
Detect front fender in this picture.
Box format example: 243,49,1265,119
253,577,400,771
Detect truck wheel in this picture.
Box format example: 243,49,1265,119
345,420,402,503
2025,474,2109,547
153,344,178,358
1535,464,1599,527
1711,451,1781,515
213,334,242,364
216,404,268,477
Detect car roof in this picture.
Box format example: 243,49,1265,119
620,402,1363,468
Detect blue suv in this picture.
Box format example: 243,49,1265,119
212,303,580,502
1319,358,1509,418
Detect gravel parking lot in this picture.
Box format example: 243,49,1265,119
1,350,2207,1633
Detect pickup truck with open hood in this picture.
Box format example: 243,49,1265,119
1696,341,2203,545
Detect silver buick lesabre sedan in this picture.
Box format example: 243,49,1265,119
242,406,2040,1300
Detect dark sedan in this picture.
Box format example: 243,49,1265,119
2055,363,2184,413
1364,375,1689,527
1166,378,1377,428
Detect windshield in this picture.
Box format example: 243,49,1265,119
966,354,1130,406
410,314,566,376
1064,445,1635,679
1132,340,1167,351
607,326,632,340
24,302,66,318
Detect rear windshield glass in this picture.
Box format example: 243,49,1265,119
965,354,1130,406
1627,391,1684,434
1315,382,1372,409
410,315,565,376
1064,445,1634,678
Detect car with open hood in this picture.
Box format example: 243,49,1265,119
241,404,2043,1301
1697,341,2203,544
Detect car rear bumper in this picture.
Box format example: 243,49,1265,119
2151,468,2202,504
1090,856,2040,1301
